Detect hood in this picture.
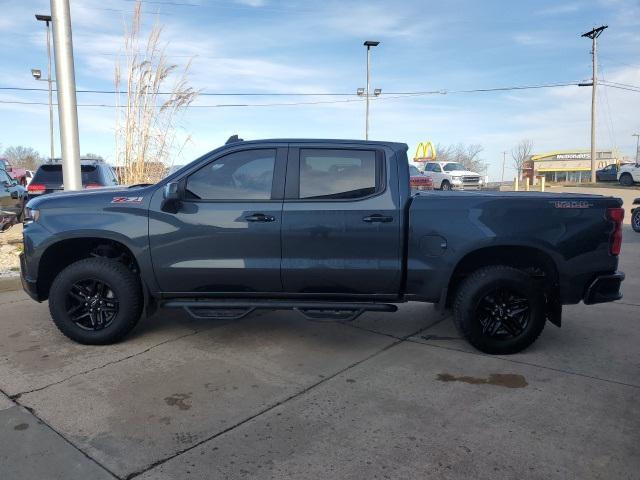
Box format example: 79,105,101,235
26,184,156,209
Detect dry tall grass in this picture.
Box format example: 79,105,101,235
115,1,198,185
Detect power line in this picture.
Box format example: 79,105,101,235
0,81,581,97
1,81,611,109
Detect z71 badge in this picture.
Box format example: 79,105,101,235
550,200,593,209
111,196,144,204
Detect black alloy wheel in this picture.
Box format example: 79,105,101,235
66,279,119,331
475,287,530,339
632,209,640,233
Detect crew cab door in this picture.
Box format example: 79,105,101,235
281,145,402,295
148,146,287,293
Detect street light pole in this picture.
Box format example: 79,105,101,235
501,150,507,183
633,133,640,164
50,0,82,190
581,25,607,183
36,14,54,162
363,40,379,140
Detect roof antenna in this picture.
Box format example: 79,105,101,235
226,134,244,144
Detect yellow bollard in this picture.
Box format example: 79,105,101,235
514,177,519,191
525,177,530,191
540,177,545,192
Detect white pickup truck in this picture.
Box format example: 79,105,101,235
422,161,482,190
618,163,640,186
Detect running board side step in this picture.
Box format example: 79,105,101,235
163,300,398,322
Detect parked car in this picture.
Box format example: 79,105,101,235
21,137,624,355
0,161,27,231
0,158,29,186
618,163,640,186
27,159,119,197
409,165,433,191
632,198,640,233
423,161,482,190
596,163,619,182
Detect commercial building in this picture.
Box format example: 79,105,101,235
523,149,622,184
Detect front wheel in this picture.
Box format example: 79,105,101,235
49,258,143,344
453,266,546,354
632,209,640,233
441,180,452,191
619,174,634,187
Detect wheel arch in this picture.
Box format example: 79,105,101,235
445,245,560,308
36,236,142,301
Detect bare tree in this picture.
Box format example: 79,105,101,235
3,146,42,170
511,139,533,180
115,1,199,185
435,143,486,173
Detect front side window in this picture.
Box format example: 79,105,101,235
186,149,276,200
299,149,378,200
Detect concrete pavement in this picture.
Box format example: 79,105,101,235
1,227,638,479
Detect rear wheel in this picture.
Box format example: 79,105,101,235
441,180,452,190
632,209,640,233
453,266,546,354
49,258,142,344
620,173,634,186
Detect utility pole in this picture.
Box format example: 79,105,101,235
581,25,607,183
633,133,640,164
360,40,380,140
50,0,81,190
35,14,55,163
501,151,507,183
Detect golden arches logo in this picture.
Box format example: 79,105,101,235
413,142,436,162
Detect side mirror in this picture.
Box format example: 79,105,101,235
161,181,181,213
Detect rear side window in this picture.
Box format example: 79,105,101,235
186,149,276,200
299,149,379,200
32,164,101,184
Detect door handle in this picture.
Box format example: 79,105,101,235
362,214,393,223
244,213,276,223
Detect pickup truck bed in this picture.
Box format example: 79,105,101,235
20,138,625,354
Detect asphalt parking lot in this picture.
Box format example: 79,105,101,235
1,227,639,480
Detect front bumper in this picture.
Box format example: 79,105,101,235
20,253,40,301
583,271,624,305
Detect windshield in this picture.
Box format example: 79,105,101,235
443,162,466,172
409,165,421,176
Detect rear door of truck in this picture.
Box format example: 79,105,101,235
280,143,402,295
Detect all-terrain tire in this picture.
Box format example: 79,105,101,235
49,258,142,344
453,265,546,355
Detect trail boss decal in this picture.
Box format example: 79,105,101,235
549,200,593,209
111,196,144,204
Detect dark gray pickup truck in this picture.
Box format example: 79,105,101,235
20,138,625,354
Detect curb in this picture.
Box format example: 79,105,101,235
0,276,21,293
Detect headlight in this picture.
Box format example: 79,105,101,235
23,208,40,225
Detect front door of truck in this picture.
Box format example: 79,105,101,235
281,146,402,295
148,146,287,293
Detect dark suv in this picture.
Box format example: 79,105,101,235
28,159,119,197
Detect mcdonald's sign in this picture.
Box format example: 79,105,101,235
413,142,436,162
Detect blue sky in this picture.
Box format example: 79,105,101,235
1,0,639,180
